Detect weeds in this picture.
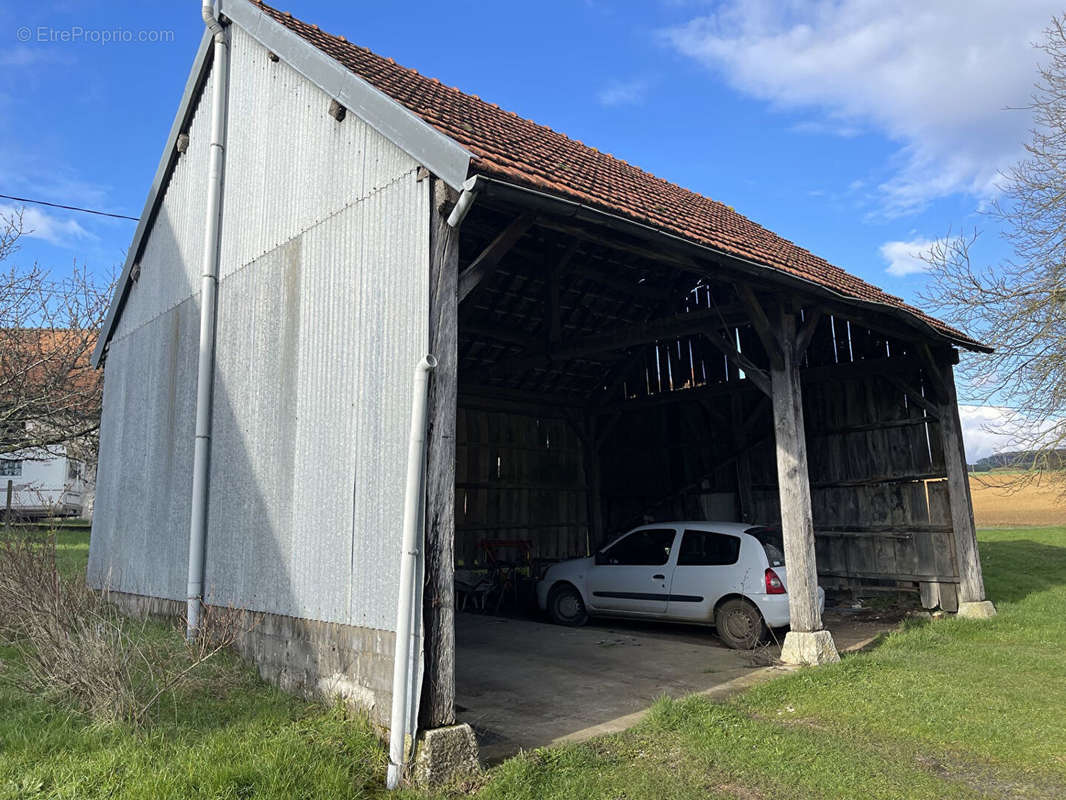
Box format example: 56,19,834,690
0,531,247,725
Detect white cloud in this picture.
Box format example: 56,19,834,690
0,203,93,247
959,405,1023,463
661,0,1060,214
879,237,939,276
597,78,650,107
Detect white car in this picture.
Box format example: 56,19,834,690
536,522,825,649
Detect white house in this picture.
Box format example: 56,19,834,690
1,447,90,519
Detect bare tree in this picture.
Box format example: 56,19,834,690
921,17,1066,489
0,208,112,463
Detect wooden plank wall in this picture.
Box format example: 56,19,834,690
455,406,589,565
599,399,740,546
803,374,957,590
596,313,961,603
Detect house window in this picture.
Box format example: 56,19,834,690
67,460,83,481
0,459,22,477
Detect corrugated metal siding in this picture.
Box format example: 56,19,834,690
111,80,212,343
90,25,430,633
88,296,199,598
218,26,418,283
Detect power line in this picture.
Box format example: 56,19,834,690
0,193,139,222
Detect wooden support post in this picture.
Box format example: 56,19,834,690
583,415,604,554
938,361,995,617
768,304,839,664
771,309,821,632
730,395,754,523
421,179,459,728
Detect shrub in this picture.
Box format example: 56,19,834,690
0,532,246,724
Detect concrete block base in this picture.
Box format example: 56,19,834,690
957,600,997,619
104,590,395,728
780,629,840,666
412,723,480,787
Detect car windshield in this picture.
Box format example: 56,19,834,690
746,526,785,567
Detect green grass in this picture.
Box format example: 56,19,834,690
3,528,1065,799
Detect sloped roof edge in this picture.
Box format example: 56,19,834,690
255,0,984,352
93,6,472,366
218,0,471,188
92,29,213,366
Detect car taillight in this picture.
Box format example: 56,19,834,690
765,568,786,595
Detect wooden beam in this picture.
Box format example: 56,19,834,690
917,343,947,402
731,394,755,523
702,327,772,397
460,321,539,350
457,213,534,303
883,373,940,420
770,307,824,634
938,362,988,605
588,345,648,406
594,410,623,451
795,308,824,360
544,239,579,347
736,285,784,369
534,215,973,358
696,396,728,429
479,307,746,381
420,179,458,729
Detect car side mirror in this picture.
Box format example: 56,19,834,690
594,551,608,566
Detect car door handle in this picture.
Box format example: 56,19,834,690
652,574,665,580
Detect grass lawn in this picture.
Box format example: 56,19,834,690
2,527,1065,799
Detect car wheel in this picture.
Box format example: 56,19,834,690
715,598,766,650
547,584,588,627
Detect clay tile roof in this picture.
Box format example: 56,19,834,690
255,1,979,349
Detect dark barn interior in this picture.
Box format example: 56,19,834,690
448,182,970,612
413,172,992,744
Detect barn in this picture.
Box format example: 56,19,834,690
87,0,996,783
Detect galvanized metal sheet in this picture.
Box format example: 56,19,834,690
90,26,428,633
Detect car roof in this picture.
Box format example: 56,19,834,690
632,521,762,535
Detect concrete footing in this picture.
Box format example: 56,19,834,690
104,590,395,727
780,629,840,666
412,723,480,787
957,600,997,619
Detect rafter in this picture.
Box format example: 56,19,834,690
458,213,535,303
796,308,825,360
476,307,748,382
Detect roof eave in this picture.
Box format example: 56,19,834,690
218,0,471,189
94,0,474,367
92,28,215,368
467,173,992,354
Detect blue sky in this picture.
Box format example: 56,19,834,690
0,0,1060,457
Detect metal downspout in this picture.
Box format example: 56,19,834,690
386,354,438,789
186,1,229,640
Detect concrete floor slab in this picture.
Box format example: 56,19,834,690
455,609,894,762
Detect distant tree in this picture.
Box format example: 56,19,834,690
0,209,111,464
922,16,1066,493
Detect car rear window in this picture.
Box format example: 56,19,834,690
678,530,741,566
746,526,785,567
